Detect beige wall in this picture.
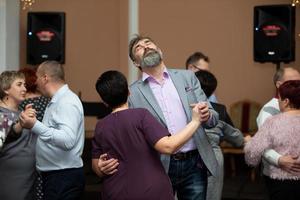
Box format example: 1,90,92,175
19,0,300,130
139,0,300,107
20,0,129,101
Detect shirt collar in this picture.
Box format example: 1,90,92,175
142,68,169,82
50,84,69,103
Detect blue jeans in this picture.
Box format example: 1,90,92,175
168,154,207,200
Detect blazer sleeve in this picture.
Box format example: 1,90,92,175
190,72,219,128
220,120,244,147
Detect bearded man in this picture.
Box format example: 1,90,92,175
126,35,219,200
96,35,219,200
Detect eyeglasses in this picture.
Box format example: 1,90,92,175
191,64,202,71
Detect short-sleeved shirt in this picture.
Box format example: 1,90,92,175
92,108,174,200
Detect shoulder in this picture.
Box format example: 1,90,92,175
56,90,83,113
168,68,197,86
31,96,50,105
38,95,50,102
262,113,284,127
129,79,143,91
262,98,279,110
129,108,150,117
61,89,81,104
258,99,279,118
138,107,153,116
168,68,194,77
19,99,32,110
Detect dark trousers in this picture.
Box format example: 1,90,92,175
41,167,85,200
264,175,300,200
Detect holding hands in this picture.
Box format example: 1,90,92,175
191,102,211,124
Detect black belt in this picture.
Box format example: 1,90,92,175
171,150,199,160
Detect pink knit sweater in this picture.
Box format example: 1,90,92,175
244,113,300,180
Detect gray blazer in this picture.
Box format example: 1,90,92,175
128,68,219,177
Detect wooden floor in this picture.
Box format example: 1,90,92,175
222,154,268,200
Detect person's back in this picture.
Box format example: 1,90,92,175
93,108,173,200
249,113,300,179
256,67,300,173
245,80,300,200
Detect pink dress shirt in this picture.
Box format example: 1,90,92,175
142,70,197,152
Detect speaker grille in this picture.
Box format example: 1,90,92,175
27,12,65,65
254,5,295,63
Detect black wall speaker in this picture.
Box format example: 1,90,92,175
27,12,65,65
254,5,295,63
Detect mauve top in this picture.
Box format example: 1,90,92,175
92,108,174,200
244,113,300,180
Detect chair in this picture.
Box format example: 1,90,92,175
221,100,261,181
81,101,111,119
230,100,261,135
78,91,112,119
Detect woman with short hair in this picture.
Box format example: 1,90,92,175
0,70,37,200
245,80,300,200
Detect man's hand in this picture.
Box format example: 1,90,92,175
278,155,300,175
198,102,210,123
98,153,119,175
19,104,37,129
190,102,211,124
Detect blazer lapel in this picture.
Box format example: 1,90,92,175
136,80,167,125
168,70,191,121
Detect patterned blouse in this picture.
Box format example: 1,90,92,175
244,112,300,180
19,96,50,121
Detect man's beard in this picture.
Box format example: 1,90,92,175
140,49,162,68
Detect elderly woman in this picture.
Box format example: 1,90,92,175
244,80,300,200
0,71,37,200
